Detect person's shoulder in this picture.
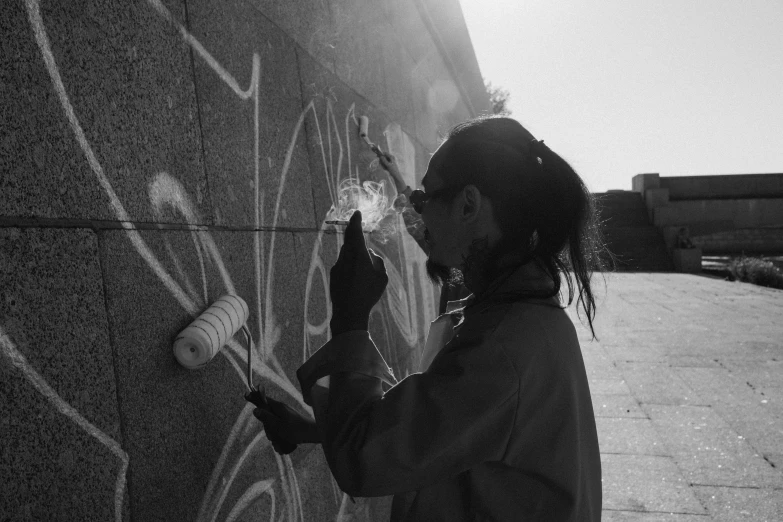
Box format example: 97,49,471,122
494,299,579,362
503,297,569,330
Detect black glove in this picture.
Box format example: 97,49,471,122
246,389,320,454
329,210,388,335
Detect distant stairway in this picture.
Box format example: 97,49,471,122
594,191,673,271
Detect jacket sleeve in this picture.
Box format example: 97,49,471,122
298,323,519,498
296,330,397,406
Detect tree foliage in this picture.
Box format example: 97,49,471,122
485,79,512,115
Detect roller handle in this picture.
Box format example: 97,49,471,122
358,115,387,159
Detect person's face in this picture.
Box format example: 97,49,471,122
419,145,467,286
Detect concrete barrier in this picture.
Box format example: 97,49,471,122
633,173,783,256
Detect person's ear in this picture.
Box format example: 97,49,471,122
460,185,482,222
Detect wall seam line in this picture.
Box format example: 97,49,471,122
182,0,216,227
94,228,134,521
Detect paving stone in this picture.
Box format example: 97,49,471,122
603,342,670,363
720,358,783,389
597,417,668,456
692,485,783,522
644,405,783,488
618,362,708,406
674,367,783,456
602,454,705,514
593,394,647,419
667,356,723,368
591,273,783,518
584,352,626,381
591,378,632,395
602,510,711,521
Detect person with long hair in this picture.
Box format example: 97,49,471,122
255,116,610,521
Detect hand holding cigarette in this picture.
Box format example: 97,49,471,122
329,210,388,335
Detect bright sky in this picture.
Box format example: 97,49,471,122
458,0,783,193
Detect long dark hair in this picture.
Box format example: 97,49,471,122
438,116,613,338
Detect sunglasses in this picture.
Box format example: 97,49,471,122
408,186,464,214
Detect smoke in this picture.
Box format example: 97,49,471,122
325,178,423,245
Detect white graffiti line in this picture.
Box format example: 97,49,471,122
146,0,254,100
287,456,303,522
147,0,313,421
335,494,351,522
302,233,330,364
327,102,345,192
147,0,267,358
150,172,208,307
195,402,257,522
253,59,266,361
262,101,315,361
25,0,196,316
256,194,266,357
275,452,304,522
163,239,201,306
224,479,276,522
345,104,356,186
207,430,269,522
0,327,129,522
307,101,332,204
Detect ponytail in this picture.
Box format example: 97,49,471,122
439,116,614,339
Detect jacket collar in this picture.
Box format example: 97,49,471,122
446,262,560,317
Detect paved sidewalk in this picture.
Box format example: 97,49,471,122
567,273,783,521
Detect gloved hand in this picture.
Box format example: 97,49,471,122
246,389,320,454
329,210,388,335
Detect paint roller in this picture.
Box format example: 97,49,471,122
173,296,295,453
173,294,260,394
358,115,387,159
173,295,297,452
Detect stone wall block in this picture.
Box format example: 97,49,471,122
632,173,660,194
1,0,208,224
0,227,123,520
186,0,317,229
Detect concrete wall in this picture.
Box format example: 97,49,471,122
692,228,783,255
633,172,783,200
652,199,783,229
662,173,783,201
0,0,489,520
632,173,783,255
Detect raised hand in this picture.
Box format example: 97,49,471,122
329,210,388,335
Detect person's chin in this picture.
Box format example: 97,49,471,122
425,257,462,287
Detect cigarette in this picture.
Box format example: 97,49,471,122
325,220,350,225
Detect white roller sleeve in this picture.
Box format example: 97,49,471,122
359,115,370,138
173,294,250,369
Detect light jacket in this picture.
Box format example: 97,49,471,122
296,266,602,521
